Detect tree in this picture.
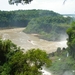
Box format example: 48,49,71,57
9,49,52,75
8,0,67,5
0,39,52,75
0,39,18,65
67,22,75,59
8,0,33,5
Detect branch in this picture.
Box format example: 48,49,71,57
63,0,67,5
8,0,33,5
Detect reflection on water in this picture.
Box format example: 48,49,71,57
0,28,67,53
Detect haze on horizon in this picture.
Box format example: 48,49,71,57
0,0,75,14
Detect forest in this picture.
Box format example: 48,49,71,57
23,10,72,41
0,10,71,28
0,9,75,75
0,39,52,75
48,22,75,75
0,22,75,75
0,9,72,41
0,9,62,28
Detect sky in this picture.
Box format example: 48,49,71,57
0,0,75,14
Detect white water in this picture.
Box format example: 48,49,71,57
39,66,52,75
0,28,68,75
0,28,67,53
41,69,51,75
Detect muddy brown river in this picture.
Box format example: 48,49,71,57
0,28,67,53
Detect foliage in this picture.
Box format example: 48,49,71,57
8,0,68,5
47,22,75,75
0,10,62,28
24,15,71,41
0,39,18,65
0,39,51,75
0,10,72,41
67,21,75,59
49,56,75,75
9,0,33,5
9,49,51,75
48,48,75,75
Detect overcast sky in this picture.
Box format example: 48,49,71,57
0,0,75,14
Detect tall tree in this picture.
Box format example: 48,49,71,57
67,22,75,59
0,39,52,75
8,0,33,5
0,39,19,65
9,49,52,75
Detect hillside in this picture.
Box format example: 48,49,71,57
23,10,72,41
0,9,72,41
0,9,62,28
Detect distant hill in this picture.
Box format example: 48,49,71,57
0,9,72,41
0,9,62,28
23,10,72,41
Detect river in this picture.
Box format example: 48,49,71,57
0,28,68,75
0,28,67,53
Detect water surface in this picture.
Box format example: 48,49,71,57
0,28,67,53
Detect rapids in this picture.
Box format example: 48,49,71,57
0,28,67,53
0,28,68,75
